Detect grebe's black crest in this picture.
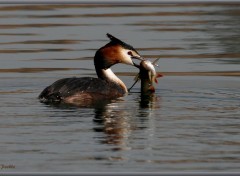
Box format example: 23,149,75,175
106,33,139,55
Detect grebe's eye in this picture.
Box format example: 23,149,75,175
127,51,133,56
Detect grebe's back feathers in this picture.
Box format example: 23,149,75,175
39,77,125,104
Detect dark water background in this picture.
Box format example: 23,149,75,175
0,2,240,172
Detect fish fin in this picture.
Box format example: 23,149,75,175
152,58,160,67
154,73,163,84
148,86,155,93
157,73,163,78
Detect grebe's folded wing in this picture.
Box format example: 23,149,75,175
38,77,125,103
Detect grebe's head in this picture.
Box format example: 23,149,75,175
94,33,143,69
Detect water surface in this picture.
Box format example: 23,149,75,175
0,2,240,172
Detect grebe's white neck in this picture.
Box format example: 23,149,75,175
96,68,128,93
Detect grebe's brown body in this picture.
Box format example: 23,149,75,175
38,33,142,105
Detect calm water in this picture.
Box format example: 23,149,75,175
0,3,240,172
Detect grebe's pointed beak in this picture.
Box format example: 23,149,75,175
131,55,144,61
131,55,145,68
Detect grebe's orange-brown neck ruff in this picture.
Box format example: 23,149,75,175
38,33,143,106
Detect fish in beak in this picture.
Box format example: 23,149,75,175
129,58,163,93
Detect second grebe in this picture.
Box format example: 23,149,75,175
39,33,143,105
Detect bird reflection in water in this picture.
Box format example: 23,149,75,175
139,93,160,109
92,93,161,151
93,106,131,148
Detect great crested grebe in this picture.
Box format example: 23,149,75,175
38,33,143,105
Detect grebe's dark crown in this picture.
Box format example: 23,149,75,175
106,33,139,54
